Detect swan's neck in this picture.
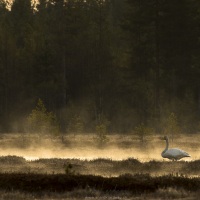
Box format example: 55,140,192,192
162,138,169,154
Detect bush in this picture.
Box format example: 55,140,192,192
134,123,153,143
64,163,75,175
27,99,60,135
164,112,179,142
68,115,84,133
95,117,110,145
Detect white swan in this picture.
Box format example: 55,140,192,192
161,136,190,161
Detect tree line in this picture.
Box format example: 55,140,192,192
0,0,200,134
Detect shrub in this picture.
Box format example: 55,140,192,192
64,163,75,175
27,99,60,135
165,112,179,142
134,123,153,143
68,115,84,133
95,117,110,145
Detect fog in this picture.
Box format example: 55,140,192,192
0,134,197,162
0,145,164,161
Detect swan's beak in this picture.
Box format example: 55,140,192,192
159,136,165,140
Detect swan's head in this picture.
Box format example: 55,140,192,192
160,135,168,140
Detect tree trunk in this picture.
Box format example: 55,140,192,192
155,0,160,131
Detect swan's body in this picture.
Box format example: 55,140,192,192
161,136,190,161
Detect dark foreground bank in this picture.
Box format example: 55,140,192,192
0,173,199,194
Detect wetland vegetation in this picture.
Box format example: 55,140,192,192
0,134,197,199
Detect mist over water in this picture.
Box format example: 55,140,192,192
0,146,164,161
0,134,196,162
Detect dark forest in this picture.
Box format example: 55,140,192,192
0,0,200,135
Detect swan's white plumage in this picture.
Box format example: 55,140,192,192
161,136,190,161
